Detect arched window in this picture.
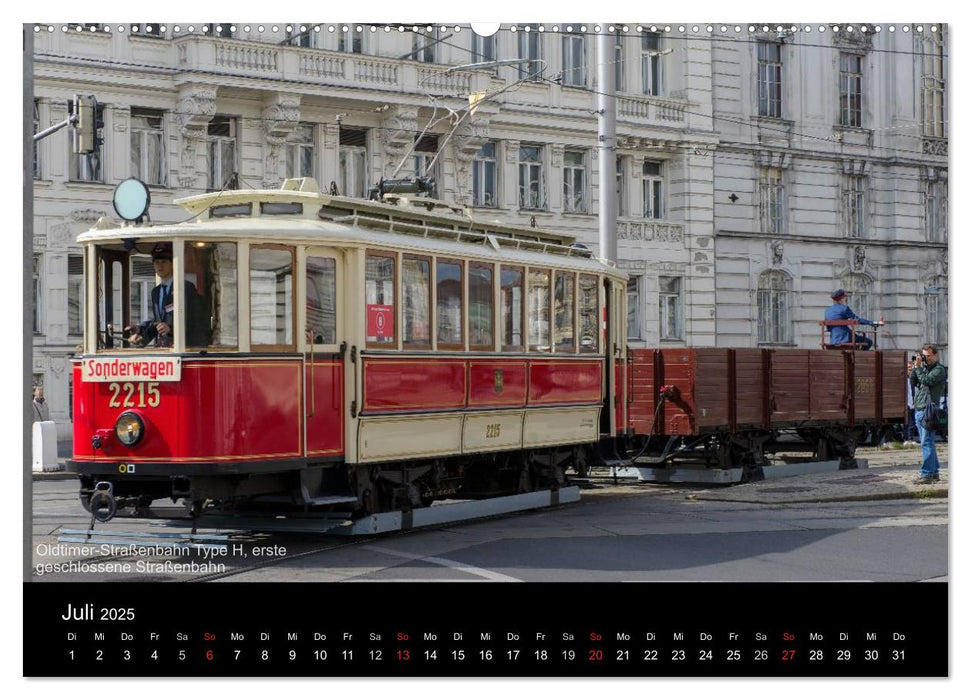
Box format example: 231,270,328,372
840,273,871,321
757,270,791,344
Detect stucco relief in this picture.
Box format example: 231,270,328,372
451,118,490,205
378,108,419,176
176,86,217,189
261,94,301,187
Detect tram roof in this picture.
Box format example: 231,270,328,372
78,179,623,277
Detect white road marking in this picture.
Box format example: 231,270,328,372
363,545,521,582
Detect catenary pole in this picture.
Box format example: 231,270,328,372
597,26,617,263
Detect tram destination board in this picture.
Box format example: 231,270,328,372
25,582,946,677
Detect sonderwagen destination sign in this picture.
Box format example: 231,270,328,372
82,357,182,382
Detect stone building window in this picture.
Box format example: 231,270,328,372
339,127,368,198
641,32,662,96
839,53,864,127
286,123,315,180
207,115,237,191
518,144,546,210
33,255,42,334
841,273,871,321
659,276,683,340
472,33,496,63
68,255,84,336
843,174,867,238
473,141,498,207
562,29,586,87
758,42,782,118
562,150,587,213
920,30,946,138
518,26,542,79
642,160,664,219
925,176,947,243
759,167,785,234
757,270,791,344
924,277,947,346
627,277,640,340
130,108,166,186
338,27,363,53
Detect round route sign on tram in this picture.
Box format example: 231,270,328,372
112,178,151,222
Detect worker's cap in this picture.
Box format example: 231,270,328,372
831,288,846,299
150,242,173,260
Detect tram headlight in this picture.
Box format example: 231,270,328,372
114,412,145,447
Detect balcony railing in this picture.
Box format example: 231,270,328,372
174,37,485,97
617,95,687,125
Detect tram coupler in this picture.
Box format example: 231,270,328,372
87,482,118,529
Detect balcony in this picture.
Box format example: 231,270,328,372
174,36,480,96
617,94,687,126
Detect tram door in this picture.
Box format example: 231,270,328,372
304,248,345,458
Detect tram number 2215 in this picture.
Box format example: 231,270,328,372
108,382,161,409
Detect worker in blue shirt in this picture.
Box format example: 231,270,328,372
825,288,882,349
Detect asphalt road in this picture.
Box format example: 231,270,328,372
27,471,947,584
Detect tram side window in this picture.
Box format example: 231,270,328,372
187,242,236,348
250,246,294,349
437,259,464,350
366,252,396,347
306,256,337,345
469,262,494,350
578,274,600,353
402,255,431,348
500,266,524,352
554,271,576,352
528,268,551,352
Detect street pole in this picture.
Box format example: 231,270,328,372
597,27,617,263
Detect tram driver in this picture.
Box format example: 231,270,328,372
125,243,207,348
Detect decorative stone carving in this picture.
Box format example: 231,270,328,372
853,245,866,272
616,135,680,151
922,138,948,157
261,94,301,187
757,150,791,169
840,158,868,176
505,140,520,164
378,108,419,176
451,118,490,205
70,210,108,225
832,26,874,51
770,239,784,265
176,85,217,189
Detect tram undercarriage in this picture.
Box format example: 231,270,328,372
73,445,581,526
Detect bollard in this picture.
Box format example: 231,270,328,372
32,421,60,472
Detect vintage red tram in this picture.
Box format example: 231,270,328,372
70,178,629,520
69,178,907,523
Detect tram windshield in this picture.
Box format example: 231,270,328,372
93,241,237,352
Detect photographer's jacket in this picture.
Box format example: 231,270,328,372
910,362,947,411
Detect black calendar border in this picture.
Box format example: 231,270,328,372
23,581,948,677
